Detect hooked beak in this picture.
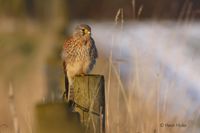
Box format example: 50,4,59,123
84,29,91,35
86,30,91,35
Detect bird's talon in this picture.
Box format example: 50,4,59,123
80,73,85,76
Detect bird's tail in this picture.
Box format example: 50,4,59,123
64,73,75,103
64,75,69,99
63,61,69,100
63,61,74,102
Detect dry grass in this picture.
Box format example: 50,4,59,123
89,9,200,133
92,22,200,132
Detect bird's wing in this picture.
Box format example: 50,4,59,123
61,36,74,61
90,37,98,59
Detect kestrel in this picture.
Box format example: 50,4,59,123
62,24,98,101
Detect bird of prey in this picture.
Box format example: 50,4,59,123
62,24,98,101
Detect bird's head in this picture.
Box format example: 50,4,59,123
73,24,91,38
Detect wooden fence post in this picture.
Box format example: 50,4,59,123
73,75,105,133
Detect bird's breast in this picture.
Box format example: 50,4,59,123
63,37,94,63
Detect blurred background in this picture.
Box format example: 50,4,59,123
0,0,200,133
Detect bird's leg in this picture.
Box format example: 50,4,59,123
80,66,87,76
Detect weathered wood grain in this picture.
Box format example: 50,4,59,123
73,75,105,133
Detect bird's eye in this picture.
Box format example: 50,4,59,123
82,29,85,32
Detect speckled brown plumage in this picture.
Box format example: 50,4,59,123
62,24,98,101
